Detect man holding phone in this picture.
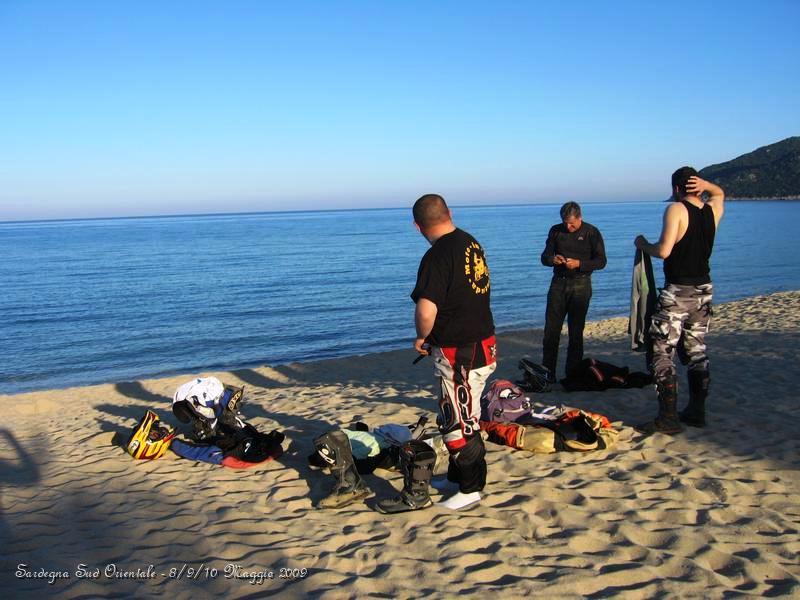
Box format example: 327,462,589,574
540,201,607,381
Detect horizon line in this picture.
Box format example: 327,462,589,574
0,198,669,226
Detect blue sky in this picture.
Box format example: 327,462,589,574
1,1,798,220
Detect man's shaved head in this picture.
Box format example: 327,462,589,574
413,194,451,228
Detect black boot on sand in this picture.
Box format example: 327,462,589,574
680,370,709,428
636,376,682,435
314,430,371,509
376,440,435,514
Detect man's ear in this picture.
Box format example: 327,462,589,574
413,221,421,232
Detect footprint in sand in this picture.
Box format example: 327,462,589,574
694,478,728,503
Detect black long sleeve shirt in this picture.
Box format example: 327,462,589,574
540,221,607,278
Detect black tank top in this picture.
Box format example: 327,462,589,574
664,200,716,285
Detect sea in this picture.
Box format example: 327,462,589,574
2,201,798,395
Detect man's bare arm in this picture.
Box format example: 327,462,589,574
635,203,683,259
414,298,438,354
687,175,725,225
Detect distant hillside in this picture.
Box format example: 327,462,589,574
699,136,800,199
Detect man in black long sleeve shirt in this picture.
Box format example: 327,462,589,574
540,202,606,379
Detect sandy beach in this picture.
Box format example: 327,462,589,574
2,291,799,598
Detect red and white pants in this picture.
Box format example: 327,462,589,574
432,335,497,454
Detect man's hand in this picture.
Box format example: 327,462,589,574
553,254,566,266
685,176,711,196
564,257,580,270
687,175,725,225
634,235,647,250
414,338,430,355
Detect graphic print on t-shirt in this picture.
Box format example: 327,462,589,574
465,241,490,295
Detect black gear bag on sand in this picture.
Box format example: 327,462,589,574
561,358,652,392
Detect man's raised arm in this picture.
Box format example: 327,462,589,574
687,176,725,225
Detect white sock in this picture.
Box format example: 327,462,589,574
430,477,459,493
438,491,481,510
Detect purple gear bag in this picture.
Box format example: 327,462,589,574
480,379,533,423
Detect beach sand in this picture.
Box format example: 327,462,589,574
2,291,799,598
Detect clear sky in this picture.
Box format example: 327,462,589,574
1,1,798,220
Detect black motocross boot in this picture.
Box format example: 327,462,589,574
314,430,371,509
636,375,682,435
680,370,709,428
376,439,435,513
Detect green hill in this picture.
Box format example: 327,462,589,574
699,136,800,199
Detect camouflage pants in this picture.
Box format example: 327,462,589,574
649,282,713,384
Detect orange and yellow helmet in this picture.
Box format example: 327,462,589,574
126,410,176,460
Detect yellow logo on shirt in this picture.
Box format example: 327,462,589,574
465,242,490,295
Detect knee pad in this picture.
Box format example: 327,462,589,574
447,435,487,493
172,400,217,441
172,400,195,423
314,430,353,469
452,434,485,467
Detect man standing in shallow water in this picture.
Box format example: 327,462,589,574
634,168,725,435
378,194,497,513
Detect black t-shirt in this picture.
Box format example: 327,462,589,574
411,228,495,347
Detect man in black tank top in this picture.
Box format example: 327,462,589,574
633,167,725,435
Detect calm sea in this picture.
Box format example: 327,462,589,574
1,201,797,395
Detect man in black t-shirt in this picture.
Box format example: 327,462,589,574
377,194,497,514
540,202,607,380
